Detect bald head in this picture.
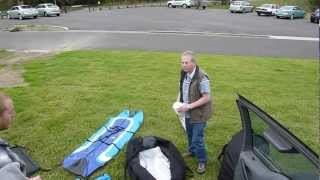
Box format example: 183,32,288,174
0,93,15,130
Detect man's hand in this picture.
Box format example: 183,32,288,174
177,103,192,113
177,94,210,113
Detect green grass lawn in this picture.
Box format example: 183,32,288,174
0,49,11,70
0,49,10,59
0,50,318,179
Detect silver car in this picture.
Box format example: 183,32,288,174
36,3,60,17
7,5,38,20
167,0,194,8
255,4,279,16
229,1,254,13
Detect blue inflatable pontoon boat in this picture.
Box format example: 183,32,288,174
63,110,143,177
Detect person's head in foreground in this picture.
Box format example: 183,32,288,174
0,92,41,180
0,93,15,130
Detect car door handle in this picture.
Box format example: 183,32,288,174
240,159,250,180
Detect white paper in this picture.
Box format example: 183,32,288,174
172,102,186,131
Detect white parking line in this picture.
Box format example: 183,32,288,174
66,30,318,41
269,36,319,41
51,25,69,31
6,49,52,53
22,49,52,53
68,29,270,38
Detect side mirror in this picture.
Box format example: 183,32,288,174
263,128,298,153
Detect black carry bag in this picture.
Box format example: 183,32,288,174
217,130,244,180
0,139,45,177
125,136,193,180
217,130,270,180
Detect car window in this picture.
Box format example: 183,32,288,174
21,5,32,9
47,4,54,7
248,110,319,179
280,6,292,10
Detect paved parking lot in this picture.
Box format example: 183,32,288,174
0,7,318,58
0,7,317,37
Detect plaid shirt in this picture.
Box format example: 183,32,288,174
182,68,210,118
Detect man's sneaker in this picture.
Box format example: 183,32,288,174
197,163,206,174
182,151,193,158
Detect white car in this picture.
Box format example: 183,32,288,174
167,0,194,8
36,3,60,17
229,1,254,13
7,5,38,20
255,4,279,16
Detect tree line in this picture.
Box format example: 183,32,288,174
0,0,106,8
0,0,318,10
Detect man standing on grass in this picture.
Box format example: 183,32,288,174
0,92,41,180
176,51,212,174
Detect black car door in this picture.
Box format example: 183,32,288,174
233,95,319,180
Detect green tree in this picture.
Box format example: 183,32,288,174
308,0,318,10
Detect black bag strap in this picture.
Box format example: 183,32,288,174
217,143,229,162
185,166,194,177
13,145,51,173
38,166,51,172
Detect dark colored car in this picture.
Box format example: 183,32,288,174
233,95,319,180
310,8,319,23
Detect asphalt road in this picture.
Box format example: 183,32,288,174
0,7,318,58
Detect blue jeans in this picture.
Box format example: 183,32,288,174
185,118,207,163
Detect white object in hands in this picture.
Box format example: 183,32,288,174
172,102,186,131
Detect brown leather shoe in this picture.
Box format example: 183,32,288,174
197,163,206,174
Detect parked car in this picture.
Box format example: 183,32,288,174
7,5,38,20
0,11,8,19
310,8,319,23
275,6,305,19
229,1,254,13
35,3,60,17
233,95,320,180
167,0,194,8
255,4,279,16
